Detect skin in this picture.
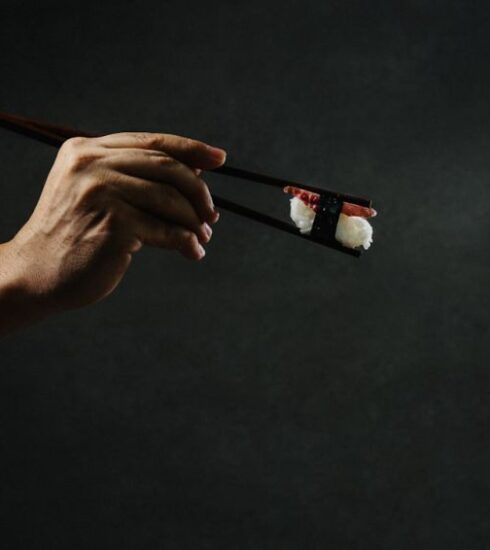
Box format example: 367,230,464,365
0,132,226,336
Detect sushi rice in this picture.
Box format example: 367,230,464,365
289,196,373,250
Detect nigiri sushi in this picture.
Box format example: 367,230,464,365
284,186,377,250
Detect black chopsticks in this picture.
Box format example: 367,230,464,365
215,165,371,208
0,111,370,257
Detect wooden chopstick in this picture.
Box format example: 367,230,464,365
0,112,370,208
0,111,91,141
210,196,360,256
0,112,364,257
215,165,371,207
0,113,69,147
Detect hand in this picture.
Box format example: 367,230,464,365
0,132,226,327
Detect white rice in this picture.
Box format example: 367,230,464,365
289,197,373,250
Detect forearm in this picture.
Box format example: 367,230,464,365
0,240,49,336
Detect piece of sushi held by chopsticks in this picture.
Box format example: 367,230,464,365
284,186,377,250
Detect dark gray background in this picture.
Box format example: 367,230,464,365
1,1,489,548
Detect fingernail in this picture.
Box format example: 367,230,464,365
198,244,206,258
206,145,227,163
201,223,212,243
204,223,213,239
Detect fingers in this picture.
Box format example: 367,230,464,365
103,148,219,224
129,206,206,261
95,132,227,170
112,172,212,244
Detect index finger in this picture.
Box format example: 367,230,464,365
95,132,227,170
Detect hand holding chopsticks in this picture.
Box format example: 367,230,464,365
0,111,374,257
0,119,237,336
0,111,376,335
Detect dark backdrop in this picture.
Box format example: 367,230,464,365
1,1,489,549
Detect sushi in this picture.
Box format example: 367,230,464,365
284,186,377,250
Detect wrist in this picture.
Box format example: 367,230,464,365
0,239,52,334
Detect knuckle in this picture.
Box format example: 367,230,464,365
183,137,198,151
135,133,162,150
63,136,86,150
179,230,196,248
167,226,189,248
61,138,100,172
79,174,111,204
154,152,176,168
73,152,99,172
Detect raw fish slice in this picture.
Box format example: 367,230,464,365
283,186,376,218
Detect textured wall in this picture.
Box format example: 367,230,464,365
1,1,489,548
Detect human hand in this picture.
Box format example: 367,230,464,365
1,132,226,322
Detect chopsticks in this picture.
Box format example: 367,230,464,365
0,111,369,257
215,165,371,208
